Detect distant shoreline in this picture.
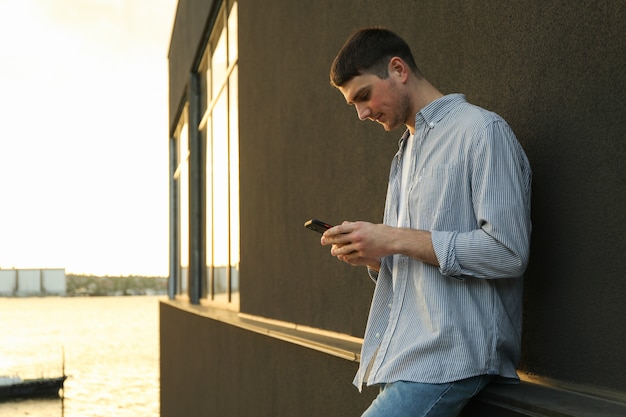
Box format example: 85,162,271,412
0,274,168,298
65,274,168,297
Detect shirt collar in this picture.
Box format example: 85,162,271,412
398,94,467,149
416,93,466,129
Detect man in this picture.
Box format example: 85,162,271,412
321,28,532,416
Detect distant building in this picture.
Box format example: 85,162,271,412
0,268,66,297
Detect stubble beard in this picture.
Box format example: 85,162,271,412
384,90,413,132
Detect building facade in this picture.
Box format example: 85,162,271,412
0,268,66,297
161,1,626,415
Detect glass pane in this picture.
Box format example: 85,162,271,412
211,27,227,102
212,90,229,302
229,67,239,300
201,55,211,114
203,124,213,299
228,2,238,66
178,122,189,294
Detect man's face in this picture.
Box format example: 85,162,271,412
338,72,411,132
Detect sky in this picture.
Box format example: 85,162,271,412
0,0,178,276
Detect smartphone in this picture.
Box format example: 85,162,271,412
304,219,333,234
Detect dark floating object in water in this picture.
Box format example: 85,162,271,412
0,375,67,400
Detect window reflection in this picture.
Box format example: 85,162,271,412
227,2,238,66
229,67,239,298
174,112,189,295
211,27,227,101
212,91,229,302
201,0,238,307
202,124,212,299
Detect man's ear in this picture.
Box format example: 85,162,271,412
388,57,409,82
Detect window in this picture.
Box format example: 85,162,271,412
173,106,189,296
199,0,239,308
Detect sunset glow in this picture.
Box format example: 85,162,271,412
0,0,178,276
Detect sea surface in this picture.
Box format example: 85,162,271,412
0,296,163,417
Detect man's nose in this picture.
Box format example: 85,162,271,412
355,103,371,121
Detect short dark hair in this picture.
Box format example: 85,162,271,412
330,28,420,87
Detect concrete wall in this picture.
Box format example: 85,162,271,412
42,269,66,294
16,269,40,295
0,270,16,296
160,302,378,417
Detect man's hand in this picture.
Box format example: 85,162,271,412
320,221,439,270
320,221,386,270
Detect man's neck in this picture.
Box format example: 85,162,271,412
406,78,443,134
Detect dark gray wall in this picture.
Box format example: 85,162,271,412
237,0,625,392
238,0,397,338
168,0,626,398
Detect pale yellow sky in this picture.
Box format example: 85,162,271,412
0,0,178,276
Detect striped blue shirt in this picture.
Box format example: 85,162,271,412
355,94,532,390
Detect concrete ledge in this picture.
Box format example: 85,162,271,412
466,377,626,417
164,299,363,361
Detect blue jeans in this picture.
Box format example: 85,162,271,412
361,375,493,417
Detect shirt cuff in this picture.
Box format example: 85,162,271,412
431,230,463,278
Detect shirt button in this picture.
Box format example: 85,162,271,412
375,333,381,338
388,303,392,309
429,122,435,128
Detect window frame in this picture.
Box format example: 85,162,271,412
197,0,239,310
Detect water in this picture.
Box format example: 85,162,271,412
0,296,163,417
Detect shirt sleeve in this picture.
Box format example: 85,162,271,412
432,120,532,279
